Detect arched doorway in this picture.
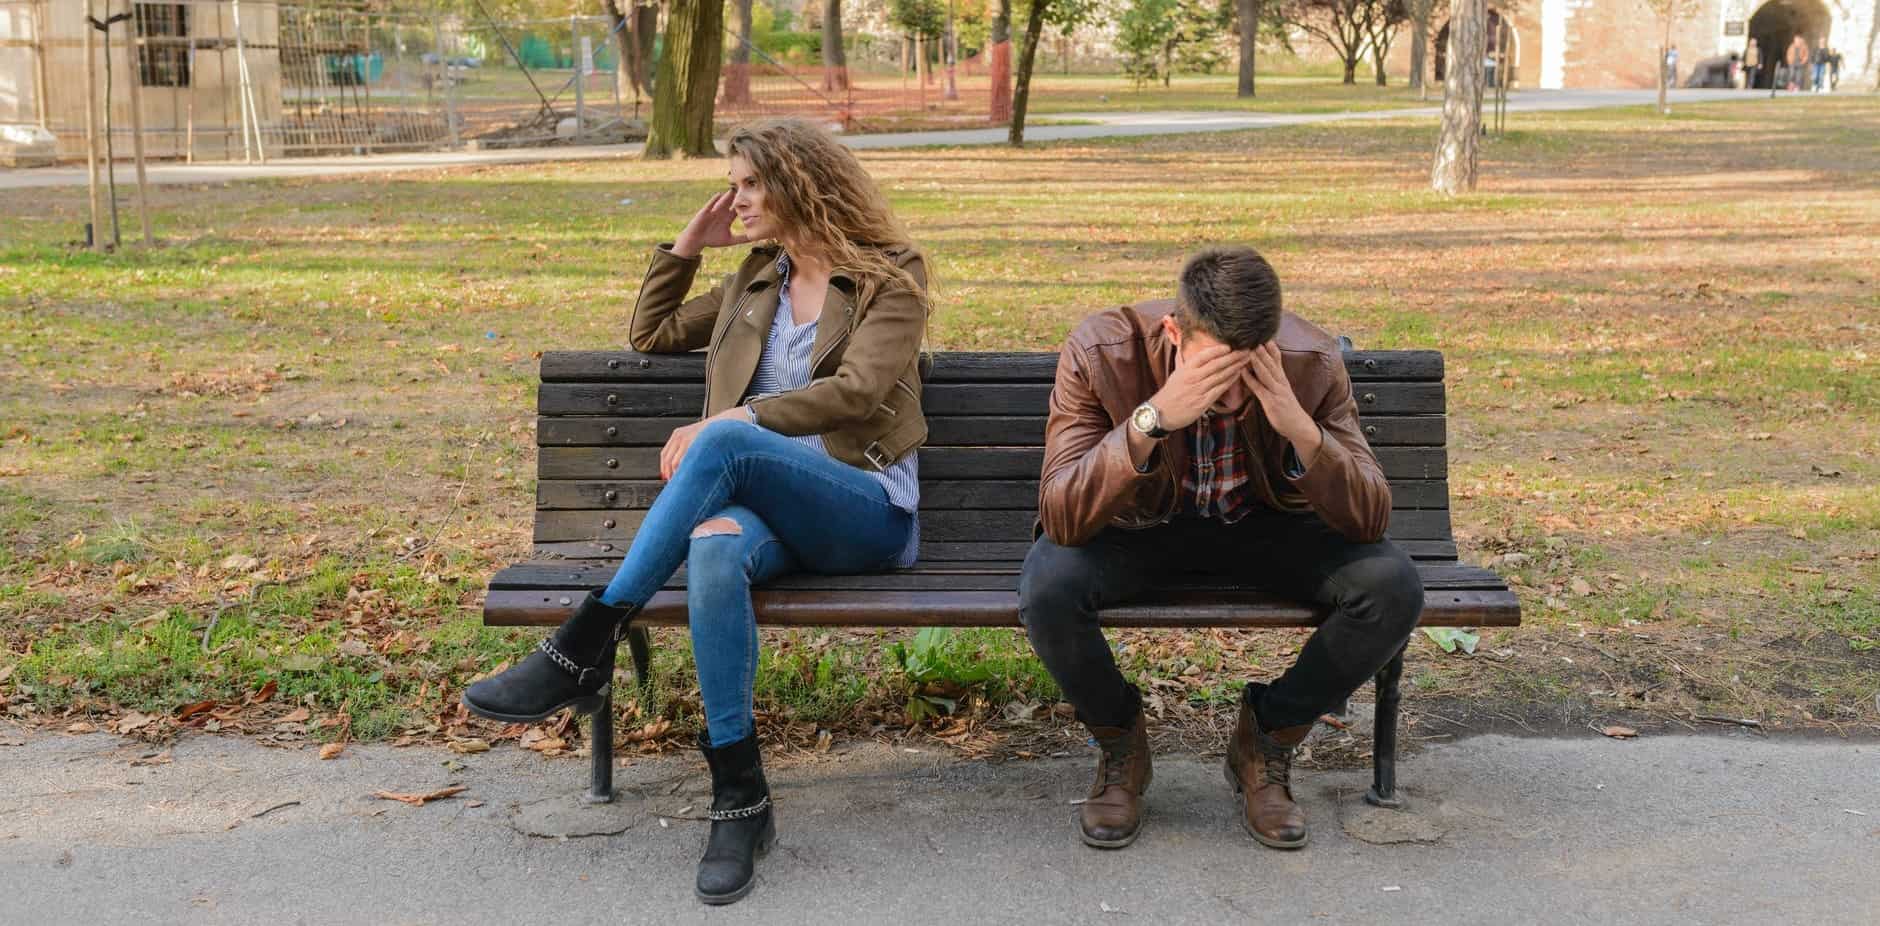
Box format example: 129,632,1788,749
1435,12,1519,86
1745,0,1831,88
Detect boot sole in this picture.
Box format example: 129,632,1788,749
695,821,775,905
1224,759,1308,850
460,690,608,725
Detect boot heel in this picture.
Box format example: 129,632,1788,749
756,817,777,858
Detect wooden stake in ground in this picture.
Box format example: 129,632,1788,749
1430,0,1485,194
119,0,153,247
83,0,105,251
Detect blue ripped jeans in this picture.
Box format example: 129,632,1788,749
597,420,913,747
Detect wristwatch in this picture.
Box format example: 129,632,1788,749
1129,401,1169,439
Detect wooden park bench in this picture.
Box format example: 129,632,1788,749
482,346,1522,806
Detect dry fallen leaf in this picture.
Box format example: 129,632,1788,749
279,707,312,724
319,743,345,760
447,738,492,755
1601,725,1638,739
1569,577,1595,597
116,712,158,734
371,785,467,806
220,553,261,573
65,722,98,734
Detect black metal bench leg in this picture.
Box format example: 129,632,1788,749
625,624,654,705
584,685,614,804
1364,646,1407,809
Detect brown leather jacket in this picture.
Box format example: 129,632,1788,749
1039,299,1392,547
629,243,930,470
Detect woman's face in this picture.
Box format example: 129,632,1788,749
727,154,772,241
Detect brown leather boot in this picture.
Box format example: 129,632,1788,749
1225,683,1311,849
1080,713,1152,848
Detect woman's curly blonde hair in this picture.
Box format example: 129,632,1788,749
726,118,929,312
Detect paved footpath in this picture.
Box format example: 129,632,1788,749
0,89,1771,191
1,725,1874,925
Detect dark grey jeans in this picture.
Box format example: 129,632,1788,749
1017,510,1424,730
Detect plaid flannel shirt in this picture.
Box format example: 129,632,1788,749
1178,410,1258,524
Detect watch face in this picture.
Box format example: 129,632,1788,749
1132,404,1158,432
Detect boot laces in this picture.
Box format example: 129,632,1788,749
1257,734,1294,788
1097,735,1136,790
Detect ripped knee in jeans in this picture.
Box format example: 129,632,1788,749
690,517,743,539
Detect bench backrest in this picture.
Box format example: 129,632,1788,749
530,349,1454,564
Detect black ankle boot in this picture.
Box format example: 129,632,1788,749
461,592,634,723
695,732,775,905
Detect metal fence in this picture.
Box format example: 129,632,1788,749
5,1,1004,162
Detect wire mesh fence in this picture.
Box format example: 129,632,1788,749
5,1,1005,162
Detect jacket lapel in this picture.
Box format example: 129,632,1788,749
709,259,782,412
806,274,858,374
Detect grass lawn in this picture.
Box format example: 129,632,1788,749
2,95,1876,755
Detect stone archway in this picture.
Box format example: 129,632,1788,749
1435,11,1519,86
1746,0,1832,88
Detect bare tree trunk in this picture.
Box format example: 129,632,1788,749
1237,0,1258,97
646,0,725,158
1009,0,1049,146
1431,0,1484,194
604,0,645,108
1409,11,1429,95
989,0,1012,122
822,0,848,91
1373,44,1388,85
723,0,753,104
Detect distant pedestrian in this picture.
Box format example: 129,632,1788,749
1825,47,1842,90
1785,35,1809,91
1665,45,1680,88
1811,39,1828,91
1741,38,1761,89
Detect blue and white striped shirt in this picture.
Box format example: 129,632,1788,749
745,253,921,566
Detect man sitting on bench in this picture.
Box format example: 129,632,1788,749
1018,245,1423,851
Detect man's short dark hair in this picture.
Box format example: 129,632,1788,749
1175,246,1281,349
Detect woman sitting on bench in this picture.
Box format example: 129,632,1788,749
463,118,931,905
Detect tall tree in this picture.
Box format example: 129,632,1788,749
989,0,1013,121
724,0,755,104
646,0,726,158
1404,0,1434,96
602,0,646,108
1009,0,1050,144
1236,0,1260,97
824,0,850,90
1429,0,1483,193
1279,0,1399,84
1362,0,1408,85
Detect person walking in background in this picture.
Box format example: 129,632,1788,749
1664,45,1680,89
1827,47,1842,89
1741,38,1761,90
1785,35,1809,91
1811,38,1828,91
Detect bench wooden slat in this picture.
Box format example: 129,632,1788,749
491,560,1508,591
538,414,1447,449
540,350,1444,384
537,382,1447,418
531,507,1455,544
536,445,1448,481
535,478,1454,511
482,587,1518,628
528,537,1464,562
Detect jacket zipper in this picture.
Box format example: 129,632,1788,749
808,303,855,374
705,286,758,416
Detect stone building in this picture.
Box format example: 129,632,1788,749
1396,0,1872,90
